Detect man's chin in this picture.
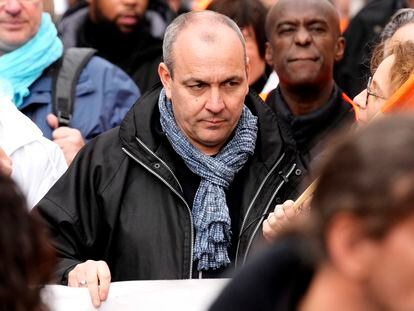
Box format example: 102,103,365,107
116,24,136,34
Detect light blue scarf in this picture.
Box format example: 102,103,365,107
0,13,63,107
159,89,258,271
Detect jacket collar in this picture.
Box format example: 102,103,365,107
266,85,354,152
119,85,286,170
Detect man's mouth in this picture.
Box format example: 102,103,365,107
117,15,138,26
288,57,319,63
1,20,25,29
203,119,225,126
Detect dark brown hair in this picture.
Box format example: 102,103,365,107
207,0,268,59
311,115,414,252
0,174,56,311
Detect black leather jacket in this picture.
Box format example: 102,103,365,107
35,86,303,284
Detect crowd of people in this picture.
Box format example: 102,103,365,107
1,0,414,310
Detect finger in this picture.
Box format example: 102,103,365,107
51,127,72,140
46,113,59,130
266,212,279,228
97,261,111,301
68,265,86,288
85,264,101,308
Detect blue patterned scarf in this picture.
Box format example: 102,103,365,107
158,88,258,271
0,13,63,107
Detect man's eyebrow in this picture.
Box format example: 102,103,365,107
222,76,244,83
182,78,206,85
276,20,298,28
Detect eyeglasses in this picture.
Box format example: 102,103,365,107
365,76,388,107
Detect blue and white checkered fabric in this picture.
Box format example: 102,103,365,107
158,89,258,271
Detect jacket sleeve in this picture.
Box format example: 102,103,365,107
33,139,108,284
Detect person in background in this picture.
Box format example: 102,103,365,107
334,0,414,98
207,0,273,95
353,41,414,123
263,33,414,241
35,10,302,308
264,0,356,171
0,92,67,208
0,0,139,164
58,0,164,93
0,172,56,311
261,0,357,241
211,114,414,311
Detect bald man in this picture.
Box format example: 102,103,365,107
265,0,357,170
35,10,301,307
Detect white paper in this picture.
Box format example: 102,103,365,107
43,279,229,311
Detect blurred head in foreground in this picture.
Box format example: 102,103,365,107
0,173,55,311
211,114,414,311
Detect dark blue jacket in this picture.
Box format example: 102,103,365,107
20,56,140,141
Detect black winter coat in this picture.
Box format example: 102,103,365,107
35,86,303,284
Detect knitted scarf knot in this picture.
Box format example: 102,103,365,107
158,88,258,271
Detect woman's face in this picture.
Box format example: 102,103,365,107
353,55,394,124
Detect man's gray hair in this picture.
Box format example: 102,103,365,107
162,11,246,77
381,8,414,42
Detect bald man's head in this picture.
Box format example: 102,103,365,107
162,11,247,77
266,0,341,40
264,0,345,89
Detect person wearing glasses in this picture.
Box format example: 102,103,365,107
353,41,414,123
0,0,139,164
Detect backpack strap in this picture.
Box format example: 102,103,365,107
52,47,96,127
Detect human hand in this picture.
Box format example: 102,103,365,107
68,260,111,308
262,200,297,242
0,147,12,176
47,114,85,165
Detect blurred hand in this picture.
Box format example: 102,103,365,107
262,200,296,242
262,197,312,242
0,147,12,176
47,114,85,165
68,260,111,308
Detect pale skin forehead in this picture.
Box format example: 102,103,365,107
266,0,341,37
171,17,247,78
372,54,395,98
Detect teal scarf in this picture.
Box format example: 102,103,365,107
0,13,63,107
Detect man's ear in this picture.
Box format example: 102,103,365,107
334,36,346,62
245,56,251,94
326,213,379,282
158,62,173,99
265,42,274,67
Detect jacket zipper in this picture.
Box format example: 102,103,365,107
234,153,285,267
241,163,297,265
122,146,194,279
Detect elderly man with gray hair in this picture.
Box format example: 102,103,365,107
35,10,301,307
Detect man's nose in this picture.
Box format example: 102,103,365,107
294,28,311,46
3,0,23,15
205,88,225,113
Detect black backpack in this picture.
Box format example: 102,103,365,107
52,47,96,127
